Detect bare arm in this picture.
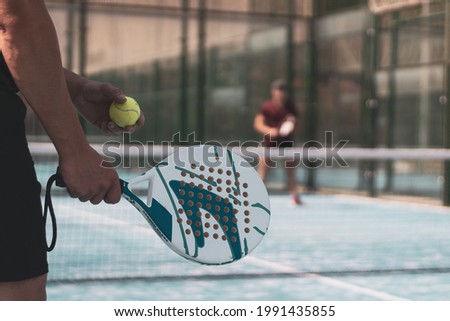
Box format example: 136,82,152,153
63,68,145,135
254,114,279,137
0,0,120,204
0,1,84,155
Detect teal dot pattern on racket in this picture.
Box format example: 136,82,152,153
170,180,243,261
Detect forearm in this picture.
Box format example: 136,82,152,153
63,68,88,101
254,114,274,135
0,1,89,159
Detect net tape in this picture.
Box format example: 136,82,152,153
28,142,450,161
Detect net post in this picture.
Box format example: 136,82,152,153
444,0,450,206
304,0,319,191
196,0,207,143
360,11,379,197
78,0,88,132
179,0,189,144
286,0,296,99
384,11,399,193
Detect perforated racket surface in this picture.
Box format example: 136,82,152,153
122,145,271,265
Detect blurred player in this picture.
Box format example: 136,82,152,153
254,79,301,205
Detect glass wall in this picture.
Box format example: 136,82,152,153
29,0,448,149
315,8,368,146
376,5,445,148
21,0,449,201
32,0,310,145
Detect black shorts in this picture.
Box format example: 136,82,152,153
0,88,48,282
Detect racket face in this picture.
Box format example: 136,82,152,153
122,145,271,265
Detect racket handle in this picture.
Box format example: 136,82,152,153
55,167,66,188
54,167,126,197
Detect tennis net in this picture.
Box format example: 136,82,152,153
28,142,450,283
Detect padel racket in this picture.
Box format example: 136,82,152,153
46,145,271,265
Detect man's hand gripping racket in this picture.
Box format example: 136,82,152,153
45,145,271,265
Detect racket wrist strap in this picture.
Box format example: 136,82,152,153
44,172,59,252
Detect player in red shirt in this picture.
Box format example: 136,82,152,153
254,79,302,205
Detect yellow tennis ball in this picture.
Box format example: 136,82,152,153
109,96,141,127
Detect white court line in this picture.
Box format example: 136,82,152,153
246,256,408,301
330,193,450,214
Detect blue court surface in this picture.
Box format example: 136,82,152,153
45,193,450,301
